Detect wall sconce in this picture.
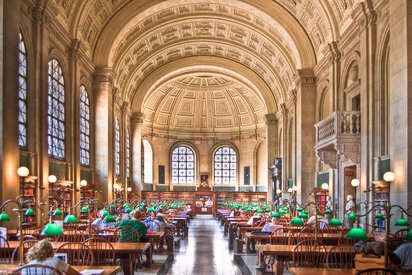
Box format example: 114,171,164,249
127,187,132,192
48,175,57,183
351,178,360,187
80,180,88,187
321,183,329,190
287,187,293,193
113,183,121,191
292,185,298,192
383,171,395,182
17,166,30,177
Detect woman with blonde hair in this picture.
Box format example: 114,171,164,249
24,239,79,275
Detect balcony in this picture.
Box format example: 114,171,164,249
315,111,361,168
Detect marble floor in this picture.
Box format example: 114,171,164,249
165,215,243,275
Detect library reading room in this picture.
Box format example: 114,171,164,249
1,0,412,274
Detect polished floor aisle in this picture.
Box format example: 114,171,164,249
166,215,243,275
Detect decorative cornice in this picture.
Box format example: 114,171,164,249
94,67,113,83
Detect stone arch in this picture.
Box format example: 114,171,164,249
340,51,361,110
209,142,240,186
132,56,276,114
169,140,200,185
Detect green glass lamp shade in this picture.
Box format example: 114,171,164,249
276,206,282,209
129,211,135,216
299,213,308,219
104,215,115,223
257,209,264,213
297,207,304,212
406,229,412,240
252,203,257,207
304,210,308,214
247,208,253,212
279,209,286,215
80,206,89,212
147,208,155,213
123,204,128,208
110,205,115,209
329,218,342,227
323,209,331,215
348,213,357,220
241,206,247,210
25,208,35,216
345,227,368,240
272,212,281,218
102,210,109,217
290,217,304,226
63,214,78,223
0,213,10,222
125,208,132,213
265,208,271,212
395,218,409,226
375,212,384,220
40,223,63,236
53,209,62,216
283,207,288,211
139,206,144,211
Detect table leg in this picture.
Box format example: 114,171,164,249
274,258,284,275
144,245,153,267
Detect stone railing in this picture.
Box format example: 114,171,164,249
315,111,361,147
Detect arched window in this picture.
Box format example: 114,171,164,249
171,146,195,184
214,146,237,184
114,118,120,176
17,32,28,148
125,129,130,179
79,85,90,166
143,140,153,184
47,59,65,159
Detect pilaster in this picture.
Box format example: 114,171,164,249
131,112,144,198
265,113,278,203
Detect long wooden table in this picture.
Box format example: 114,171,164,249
256,244,355,275
7,241,152,267
0,265,120,275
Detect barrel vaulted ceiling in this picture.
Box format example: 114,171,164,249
46,0,360,134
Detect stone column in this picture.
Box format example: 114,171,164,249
328,42,341,112
265,114,278,203
131,112,143,198
389,0,412,215
0,0,20,228
93,68,113,202
295,69,317,204
280,104,288,190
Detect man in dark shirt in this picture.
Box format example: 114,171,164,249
115,211,147,275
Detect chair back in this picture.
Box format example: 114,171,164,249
83,237,115,265
55,242,94,266
326,245,355,269
114,225,140,242
0,236,10,261
10,240,38,264
11,264,64,275
355,268,397,275
292,239,327,267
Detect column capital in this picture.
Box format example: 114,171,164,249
264,113,277,125
294,69,316,87
328,41,341,63
70,39,81,60
94,67,114,83
131,112,144,125
352,0,377,30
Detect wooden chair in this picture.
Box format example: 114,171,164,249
355,268,397,275
11,264,64,275
270,228,289,245
0,236,10,263
292,239,327,268
60,228,86,243
55,242,94,266
83,237,115,265
393,229,409,240
114,225,140,242
326,245,355,269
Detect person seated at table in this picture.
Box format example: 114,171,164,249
147,213,174,232
393,242,412,271
25,239,80,275
262,217,283,233
143,211,156,227
115,211,148,275
307,213,324,227
247,212,262,225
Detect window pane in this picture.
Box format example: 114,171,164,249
213,146,237,185
17,32,28,148
79,85,90,166
171,146,195,184
47,59,65,159
114,119,120,176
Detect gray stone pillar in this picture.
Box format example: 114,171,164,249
131,113,143,198
94,68,113,202
389,0,412,214
295,69,317,204
265,114,278,203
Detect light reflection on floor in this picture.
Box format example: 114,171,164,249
166,215,242,275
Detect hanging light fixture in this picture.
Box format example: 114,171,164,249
351,178,360,187
345,227,368,240
383,171,395,182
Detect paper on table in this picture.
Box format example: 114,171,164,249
80,269,104,275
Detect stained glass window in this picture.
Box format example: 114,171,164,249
143,140,153,184
80,85,90,166
126,129,130,178
18,32,27,148
214,146,237,184
47,59,65,159
171,146,195,184
114,119,120,176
